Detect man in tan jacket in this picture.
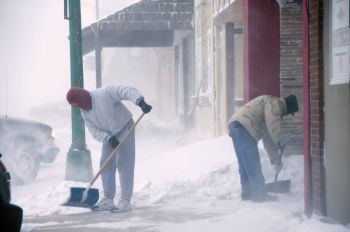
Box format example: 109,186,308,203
228,95,299,202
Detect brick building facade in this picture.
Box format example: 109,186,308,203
80,0,350,224
280,1,304,155
308,0,326,216
304,0,350,224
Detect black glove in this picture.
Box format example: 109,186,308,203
108,136,119,149
138,99,152,113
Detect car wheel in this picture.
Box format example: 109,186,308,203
3,135,42,185
11,145,40,184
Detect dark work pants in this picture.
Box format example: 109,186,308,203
228,121,266,198
0,202,23,232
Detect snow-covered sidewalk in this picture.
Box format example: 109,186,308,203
14,133,350,231
23,197,349,232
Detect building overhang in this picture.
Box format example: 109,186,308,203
81,0,194,55
213,0,243,25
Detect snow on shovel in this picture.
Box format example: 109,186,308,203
265,135,292,194
62,113,145,209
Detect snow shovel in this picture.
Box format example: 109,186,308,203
62,113,145,208
265,136,292,194
265,167,291,193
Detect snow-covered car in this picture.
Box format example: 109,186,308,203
0,116,60,184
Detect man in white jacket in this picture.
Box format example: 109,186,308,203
66,85,152,211
228,95,298,202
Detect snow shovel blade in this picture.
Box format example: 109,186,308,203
62,187,99,208
265,180,291,193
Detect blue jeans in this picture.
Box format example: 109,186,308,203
228,121,266,198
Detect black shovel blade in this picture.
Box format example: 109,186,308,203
265,180,291,193
62,187,99,208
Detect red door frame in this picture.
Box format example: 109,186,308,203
243,0,280,102
302,0,312,217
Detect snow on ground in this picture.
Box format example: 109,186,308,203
10,111,350,232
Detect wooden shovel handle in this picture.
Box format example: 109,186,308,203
274,146,285,183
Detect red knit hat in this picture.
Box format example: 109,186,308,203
66,87,92,111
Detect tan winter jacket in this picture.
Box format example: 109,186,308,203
228,95,287,164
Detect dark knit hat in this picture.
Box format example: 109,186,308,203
66,87,92,111
284,94,299,116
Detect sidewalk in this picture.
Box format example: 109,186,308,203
22,201,220,232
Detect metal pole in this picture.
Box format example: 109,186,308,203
95,32,102,88
5,66,8,117
65,0,93,182
95,0,99,20
95,0,102,88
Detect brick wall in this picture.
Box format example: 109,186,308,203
308,0,326,216
280,0,304,155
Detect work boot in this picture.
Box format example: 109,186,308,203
241,184,251,200
241,191,252,201
113,199,132,213
252,193,278,203
91,197,115,211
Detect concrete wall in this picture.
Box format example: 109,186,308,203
213,22,244,136
214,24,228,135
194,0,244,137
194,0,216,138
323,0,350,224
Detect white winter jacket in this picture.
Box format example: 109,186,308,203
80,85,143,143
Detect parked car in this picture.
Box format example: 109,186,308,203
0,116,60,184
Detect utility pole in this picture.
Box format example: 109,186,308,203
95,0,102,88
5,66,8,117
95,0,99,20
64,0,93,182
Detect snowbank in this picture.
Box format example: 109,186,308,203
13,135,350,231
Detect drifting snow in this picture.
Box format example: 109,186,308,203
13,131,350,231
